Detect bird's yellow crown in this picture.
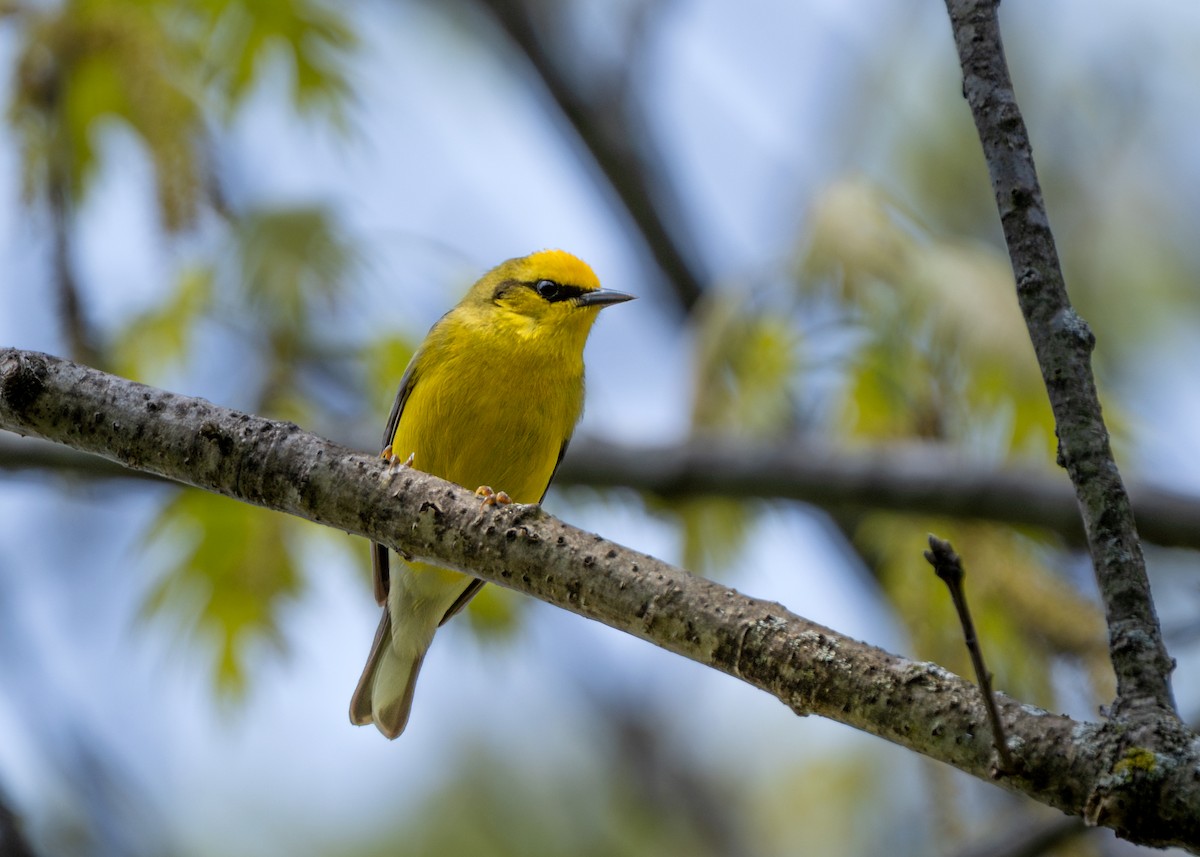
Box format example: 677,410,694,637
514,249,601,291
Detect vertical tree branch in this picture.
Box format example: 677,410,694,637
40,55,101,368
943,0,1174,716
47,170,99,367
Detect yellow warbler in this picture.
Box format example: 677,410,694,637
350,249,633,738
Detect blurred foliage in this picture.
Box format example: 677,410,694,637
238,206,352,331
194,0,355,121
11,0,367,694
121,204,363,688
8,0,353,229
459,579,523,637
801,177,1053,453
112,264,214,380
140,490,303,696
660,290,802,575
391,713,752,857
361,711,903,857
690,291,801,437
10,0,203,229
858,517,1110,707
759,754,899,857
785,175,1118,718
647,165,1122,738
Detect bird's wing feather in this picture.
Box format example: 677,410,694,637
544,436,571,498
371,353,424,605
438,578,484,626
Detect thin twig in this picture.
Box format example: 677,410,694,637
943,0,1175,717
924,534,1015,775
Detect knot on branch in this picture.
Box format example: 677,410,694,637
0,349,49,418
1079,716,1200,849
1051,307,1096,353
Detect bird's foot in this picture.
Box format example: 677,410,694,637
474,485,512,510
381,445,415,481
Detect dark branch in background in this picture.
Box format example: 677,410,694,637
7,434,1200,552
944,0,1175,717
952,816,1086,857
555,439,1200,551
0,789,38,857
925,535,1013,775
600,700,757,857
3,349,1200,851
47,137,100,368
473,0,707,312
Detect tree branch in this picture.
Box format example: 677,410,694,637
555,439,1200,551
48,161,101,368
0,788,38,857
7,433,1200,552
944,0,1175,717
2,347,1198,851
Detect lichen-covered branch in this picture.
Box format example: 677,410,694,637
943,0,1175,717
2,348,1199,851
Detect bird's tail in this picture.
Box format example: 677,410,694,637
349,607,428,739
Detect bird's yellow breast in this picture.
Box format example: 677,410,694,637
390,313,586,503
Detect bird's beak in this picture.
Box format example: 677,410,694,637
576,289,635,308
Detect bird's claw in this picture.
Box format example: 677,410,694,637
475,486,512,510
380,445,415,484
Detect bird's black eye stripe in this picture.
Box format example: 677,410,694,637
532,279,586,303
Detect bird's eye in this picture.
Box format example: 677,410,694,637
535,279,561,300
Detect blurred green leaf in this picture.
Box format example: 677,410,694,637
670,496,753,579
10,0,204,228
461,584,523,637
672,292,801,576
113,264,214,380
236,205,358,331
363,333,417,415
8,0,354,226
691,291,800,437
198,0,355,120
140,489,304,696
397,739,742,857
801,177,1056,453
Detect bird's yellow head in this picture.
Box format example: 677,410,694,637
461,250,633,343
